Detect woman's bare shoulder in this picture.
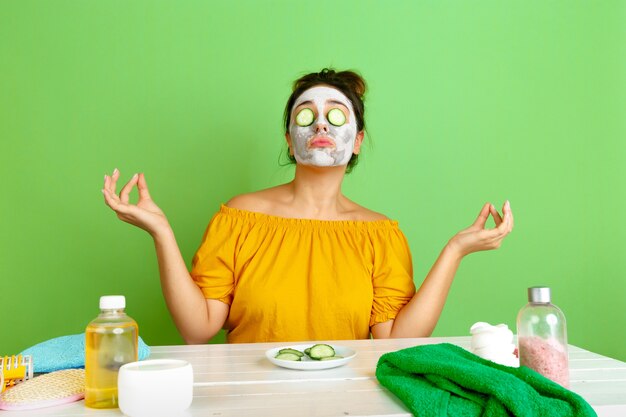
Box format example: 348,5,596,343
343,200,390,221
225,185,290,213
226,187,390,221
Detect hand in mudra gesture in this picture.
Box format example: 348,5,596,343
449,201,514,257
102,169,170,236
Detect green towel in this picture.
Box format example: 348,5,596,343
376,343,596,417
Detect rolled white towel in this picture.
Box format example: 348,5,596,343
469,322,519,367
470,327,513,350
473,343,517,358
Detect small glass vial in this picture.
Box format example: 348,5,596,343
85,295,138,408
516,286,569,387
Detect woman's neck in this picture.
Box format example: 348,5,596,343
288,164,348,219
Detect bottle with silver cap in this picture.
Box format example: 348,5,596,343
516,286,569,387
85,295,138,408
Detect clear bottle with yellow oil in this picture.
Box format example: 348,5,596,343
85,295,138,409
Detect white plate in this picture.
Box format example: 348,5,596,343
265,344,356,370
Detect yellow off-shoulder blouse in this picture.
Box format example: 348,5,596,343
190,205,415,343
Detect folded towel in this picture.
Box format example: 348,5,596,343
20,333,151,373
376,343,596,417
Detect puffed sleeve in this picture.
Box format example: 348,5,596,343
190,210,244,305
369,225,416,327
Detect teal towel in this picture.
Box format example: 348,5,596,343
21,333,151,373
376,343,596,417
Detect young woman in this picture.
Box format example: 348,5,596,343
102,68,514,344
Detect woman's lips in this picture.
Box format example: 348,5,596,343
308,136,336,149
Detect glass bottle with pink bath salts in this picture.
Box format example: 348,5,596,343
516,286,569,387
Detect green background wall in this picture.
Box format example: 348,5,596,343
1,1,624,361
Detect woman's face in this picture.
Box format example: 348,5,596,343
288,86,359,167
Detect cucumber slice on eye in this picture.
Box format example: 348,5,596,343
295,108,315,127
327,108,346,127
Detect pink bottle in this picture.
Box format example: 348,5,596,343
516,287,569,387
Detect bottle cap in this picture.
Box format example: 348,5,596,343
100,295,126,309
528,286,551,303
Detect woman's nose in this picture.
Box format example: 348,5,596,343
315,122,329,134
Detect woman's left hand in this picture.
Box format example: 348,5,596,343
447,201,514,258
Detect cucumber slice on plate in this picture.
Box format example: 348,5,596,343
308,344,335,360
278,348,304,357
320,355,343,361
327,108,346,126
295,108,314,127
275,352,301,361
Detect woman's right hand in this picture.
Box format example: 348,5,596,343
102,169,170,237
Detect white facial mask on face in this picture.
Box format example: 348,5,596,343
288,86,358,167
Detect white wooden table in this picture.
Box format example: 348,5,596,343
4,337,625,416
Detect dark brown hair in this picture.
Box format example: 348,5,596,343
283,68,367,173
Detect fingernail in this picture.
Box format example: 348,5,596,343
101,189,105,194
104,175,107,181
505,200,511,208
113,168,119,175
132,173,138,179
